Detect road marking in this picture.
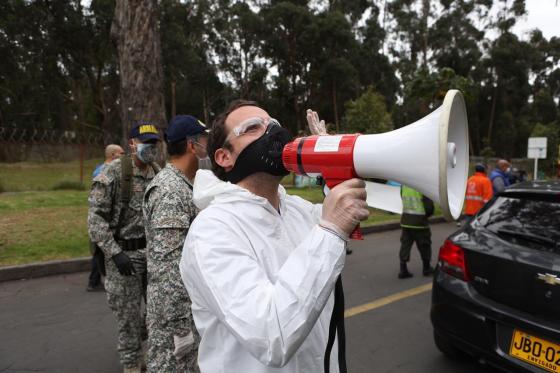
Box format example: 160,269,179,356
344,283,433,318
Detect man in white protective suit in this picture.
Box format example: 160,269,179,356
180,100,369,373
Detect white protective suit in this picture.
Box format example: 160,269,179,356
180,170,346,373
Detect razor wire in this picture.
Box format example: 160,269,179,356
0,126,119,145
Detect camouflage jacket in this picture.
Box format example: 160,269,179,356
143,163,198,280
88,157,157,258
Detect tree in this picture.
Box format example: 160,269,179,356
531,122,560,175
159,0,225,123
429,0,490,77
2,0,559,168
387,0,433,83
260,1,316,134
111,0,166,143
309,10,359,132
354,6,399,107
342,87,393,134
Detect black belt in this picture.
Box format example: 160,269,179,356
118,237,146,251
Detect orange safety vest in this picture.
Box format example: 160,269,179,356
464,172,493,216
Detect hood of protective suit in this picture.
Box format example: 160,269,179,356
193,169,287,212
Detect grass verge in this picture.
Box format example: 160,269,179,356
0,159,102,192
0,191,90,266
0,179,439,267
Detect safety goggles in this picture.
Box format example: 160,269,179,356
224,117,281,146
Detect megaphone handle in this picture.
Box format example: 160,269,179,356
349,224,364,240
323,178,364,241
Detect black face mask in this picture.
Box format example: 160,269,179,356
223,125,293,184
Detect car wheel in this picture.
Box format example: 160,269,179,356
433,330,466,360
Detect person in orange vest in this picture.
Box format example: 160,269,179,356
464,163,493,218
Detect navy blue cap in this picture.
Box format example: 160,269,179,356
129,122,160,142
165,115,208,144
475,163,486,173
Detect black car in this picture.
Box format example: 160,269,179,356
431,181,560,372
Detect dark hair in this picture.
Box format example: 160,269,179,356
208,99,260,180
167,134,204,157
167,139,187,157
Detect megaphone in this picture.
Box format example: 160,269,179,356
282,89,469,224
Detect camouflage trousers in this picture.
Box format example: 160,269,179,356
105,249,147,368
146,268,199,373
147,322,199,373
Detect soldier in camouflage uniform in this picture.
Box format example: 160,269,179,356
88,123,161,373
143,115,209,372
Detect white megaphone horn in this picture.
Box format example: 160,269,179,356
282,89,469,222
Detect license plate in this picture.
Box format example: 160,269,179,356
509,329,560,372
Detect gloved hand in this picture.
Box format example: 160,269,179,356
320,178,369,238
112,252,136,276
306,109,327,135
173,332,195,358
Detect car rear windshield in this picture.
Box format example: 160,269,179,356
476,195,560,252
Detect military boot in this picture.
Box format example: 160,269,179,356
398,262,413,279
422,262,435,276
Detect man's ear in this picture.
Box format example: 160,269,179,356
215,148,234,171
185,140,195,154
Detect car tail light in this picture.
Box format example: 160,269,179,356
438,239,471,281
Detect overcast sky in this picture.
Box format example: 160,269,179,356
513,0,560,39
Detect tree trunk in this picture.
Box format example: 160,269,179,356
171,77,177,119
111,0,167,151
421,0,430,68
202,89,209,125
487,81,498,146
291,73,300,134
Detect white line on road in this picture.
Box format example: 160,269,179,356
345,283,433,318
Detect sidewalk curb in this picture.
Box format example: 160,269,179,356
0,217,449,283
0,258,91,283
361,216,447,235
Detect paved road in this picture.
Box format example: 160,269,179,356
0,222,501,373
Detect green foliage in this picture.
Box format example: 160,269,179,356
1,0,559,163
0,0,120,138
342,87,393,134
531,122,560,174
480,138,496,164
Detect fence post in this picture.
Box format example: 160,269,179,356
79,143,85,185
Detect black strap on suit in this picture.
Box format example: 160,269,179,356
324,275,347,373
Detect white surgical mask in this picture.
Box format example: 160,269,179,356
136,143,157,164
197,156,212,170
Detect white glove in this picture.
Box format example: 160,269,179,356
306,109,327,135
173,332,195,358
320,178,369,238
